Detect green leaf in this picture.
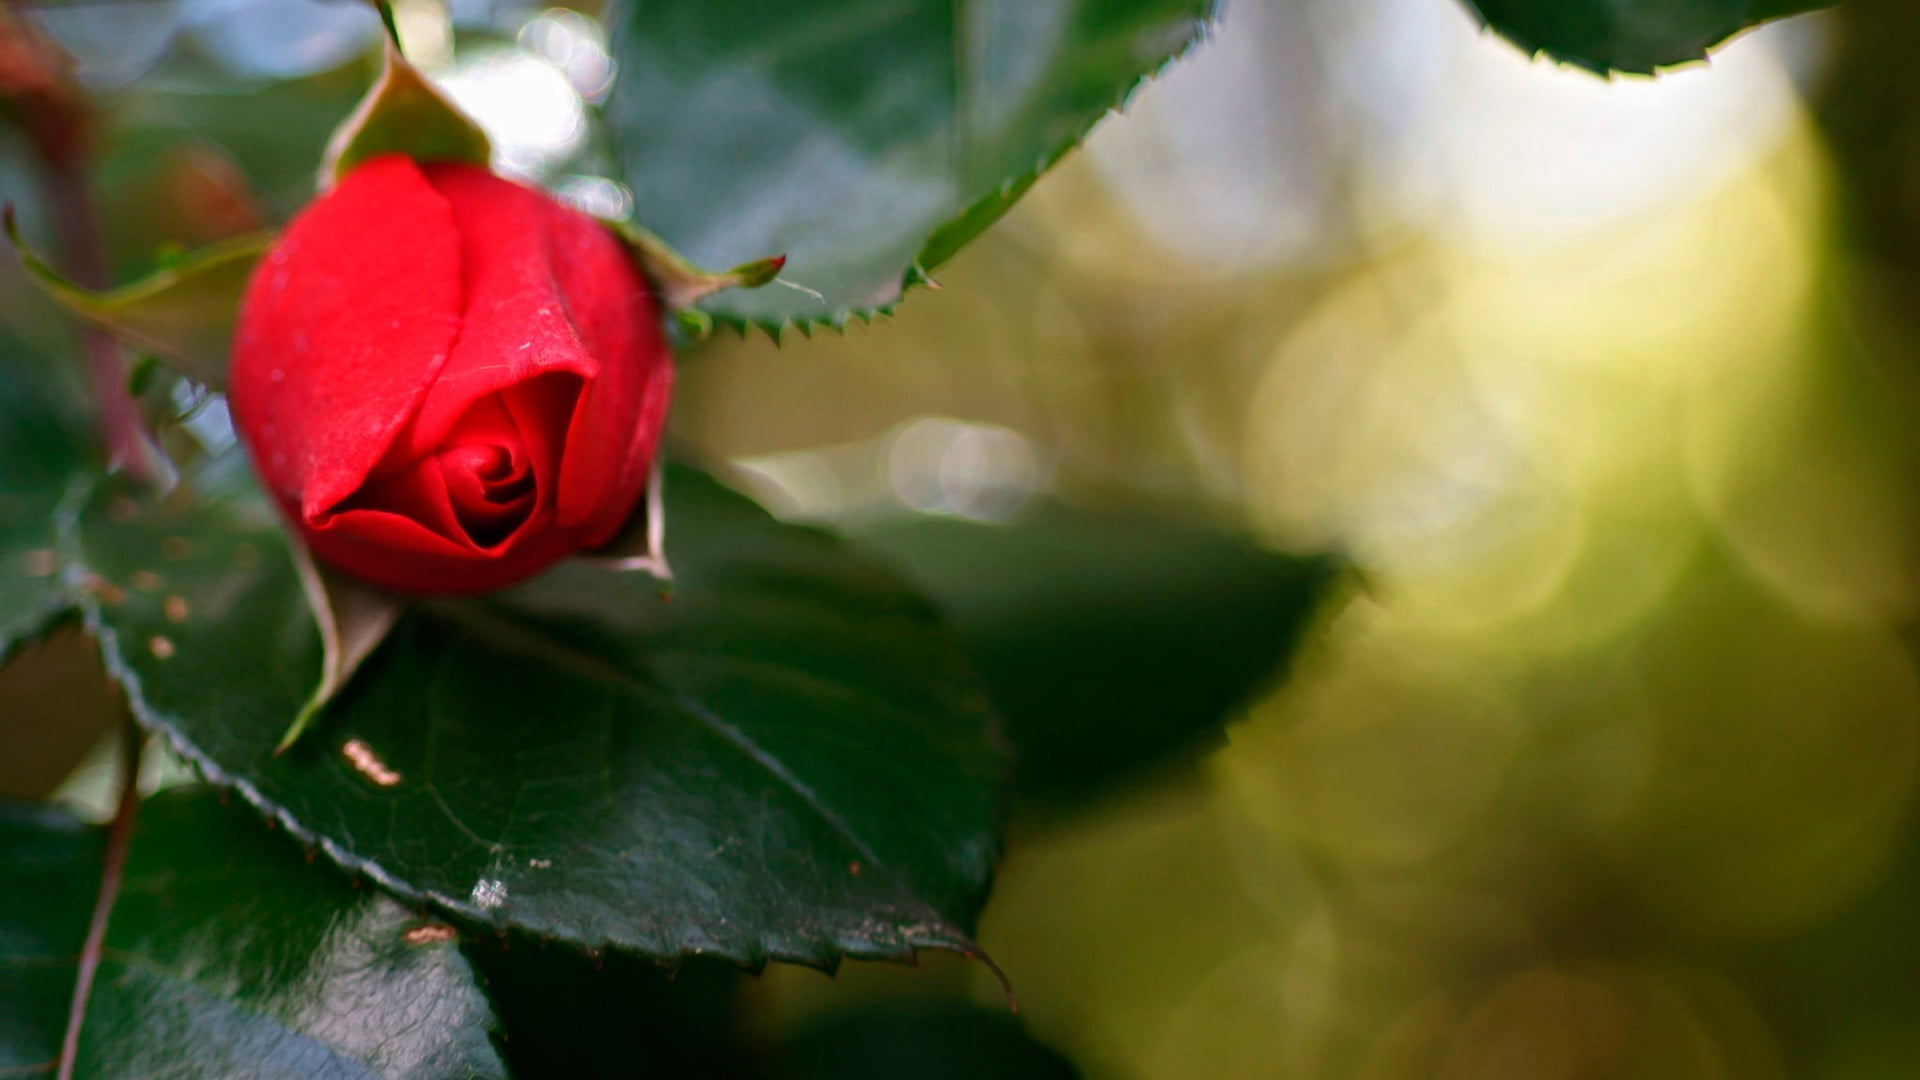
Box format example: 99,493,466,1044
71,464,1004,970
1458,0,1837,74
3,208,271,390
0,787,507,1079
320,35,491,188
852,503,1336,803
0,361,88,660
604,0,1216,332
776,1003,1078,1080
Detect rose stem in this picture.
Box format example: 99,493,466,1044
56,717,145,1080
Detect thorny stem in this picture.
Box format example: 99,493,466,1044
55,720,144,1080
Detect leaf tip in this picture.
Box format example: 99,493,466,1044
733,253,786,288
275,698,321,755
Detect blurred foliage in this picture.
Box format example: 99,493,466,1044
852,504,1336,805
774,1003,1078,1080
467,943,750,1079
0,629,117,802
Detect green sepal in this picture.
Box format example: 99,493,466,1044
318,12,491,189
671,306,716,346
575,453,673,584
275,541,404,754
606,218,786,312
3,206,271,391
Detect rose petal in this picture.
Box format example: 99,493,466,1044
540,190,668,534
375,164,600,473
336,454,469,550
436,395,536,547
305,504,574,596
333,392,541,551
497,371,579,521
231,154,464,521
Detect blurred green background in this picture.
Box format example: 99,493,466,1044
10,0,1920,1075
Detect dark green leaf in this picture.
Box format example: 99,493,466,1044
852,503,1336,803
0,362,88,660
0,787,506,1079
605,0,1216,332
1459,0,1837,74
73,464,1004,970
775,1003,1078,1080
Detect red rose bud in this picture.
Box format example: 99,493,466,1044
231,155,671,595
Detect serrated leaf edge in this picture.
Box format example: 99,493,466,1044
1453,0,1839,76
704,4,1223,342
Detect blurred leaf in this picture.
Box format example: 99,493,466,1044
0,629,118,802
72,464,1005,970
1459,0,1837,74
320,36,490,188
111,69,368,221
4,208,270,390
774,1003,1078,1080
0,360,88,660
0,3,91,170
604,0,1216,332
853,504,1335,803
469,941,751,1079
0,787,506,1079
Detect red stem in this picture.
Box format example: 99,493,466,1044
55,721,144,1080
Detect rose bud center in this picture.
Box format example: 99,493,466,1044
435,399,537,547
